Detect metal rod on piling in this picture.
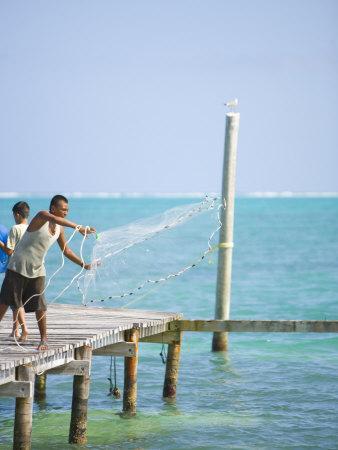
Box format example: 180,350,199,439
122,327,139,416
163,332,182,399
212,111,240,352
13,364,35,450
69,345,92,444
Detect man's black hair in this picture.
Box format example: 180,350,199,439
12,201,30,219
50,194,68,210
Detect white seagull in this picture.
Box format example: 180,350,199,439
224,98,238,111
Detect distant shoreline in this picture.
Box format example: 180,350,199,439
0,191,338,199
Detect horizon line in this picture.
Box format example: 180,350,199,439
1,191,338,199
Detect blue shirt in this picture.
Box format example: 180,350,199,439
0,224,9,273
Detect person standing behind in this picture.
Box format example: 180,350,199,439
0,223,9,275
0,202,30,340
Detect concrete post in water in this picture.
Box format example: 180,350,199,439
212,112,240,352
69,345,92,444
122,327,139,416
34,373,46,403
163,332,182,399
13,364,35,450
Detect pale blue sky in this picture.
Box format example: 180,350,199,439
0,0,337,194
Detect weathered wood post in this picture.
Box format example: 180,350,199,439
212,111,240,351
34,373,46,403
13,364,35,450
163,332,182,399
122,327,139,416
69,345,92,444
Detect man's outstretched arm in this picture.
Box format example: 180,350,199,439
31,211,95,236
57,229,92,269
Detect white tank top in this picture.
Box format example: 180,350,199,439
8,221,61,278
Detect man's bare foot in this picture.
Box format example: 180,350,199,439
37,339,48,351
18,331,28,342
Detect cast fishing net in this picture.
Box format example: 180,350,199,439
80,196,222,306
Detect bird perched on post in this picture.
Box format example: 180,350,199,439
224,98,238,111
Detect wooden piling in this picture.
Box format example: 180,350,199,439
212,112,240,352
163,332,182,399
34,373,46,403
13,364,35,450
68,345,92,444
122,327,139,416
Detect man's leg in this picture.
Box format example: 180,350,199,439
11,309,19,337
35,310,48,350
15,307,28,341
26,276,47,350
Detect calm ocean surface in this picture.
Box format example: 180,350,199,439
0,197,337,449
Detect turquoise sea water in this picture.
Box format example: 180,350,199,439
0,197,337,449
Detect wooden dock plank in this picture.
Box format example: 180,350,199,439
169,319,338,333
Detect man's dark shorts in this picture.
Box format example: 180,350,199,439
0,269,47,312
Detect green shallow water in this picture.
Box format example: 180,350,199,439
0,197,337,449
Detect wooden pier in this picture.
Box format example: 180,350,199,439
0,303,182,449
